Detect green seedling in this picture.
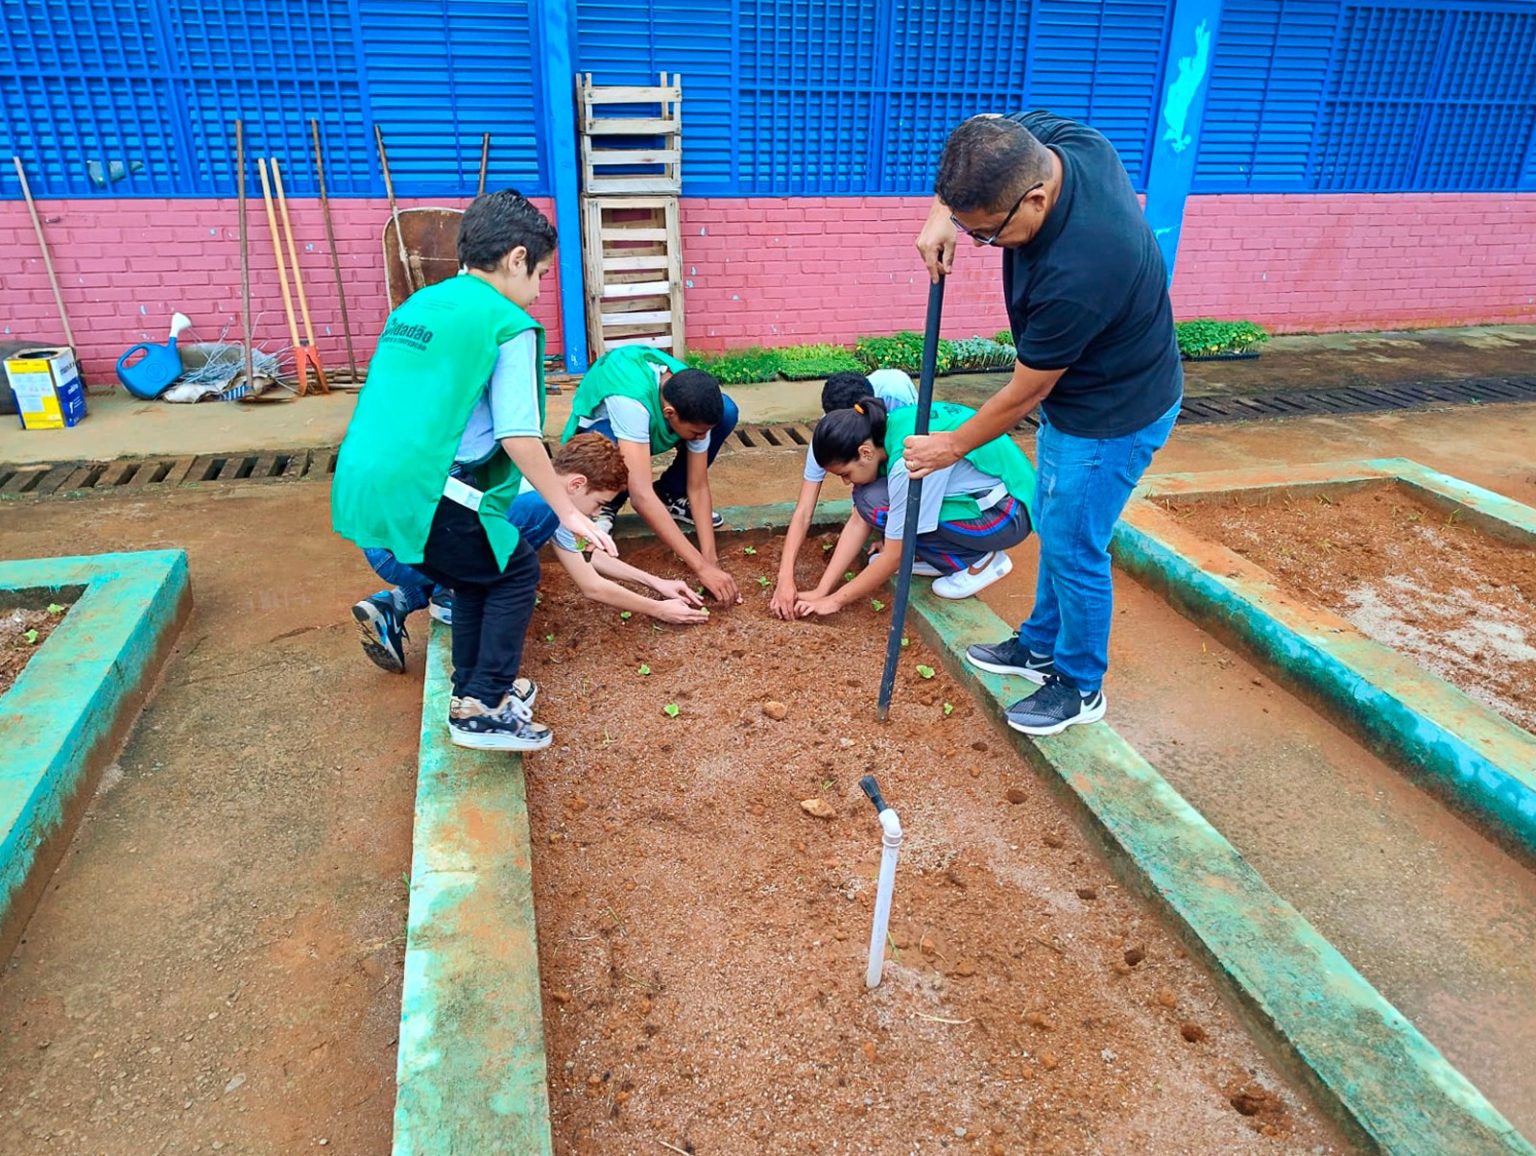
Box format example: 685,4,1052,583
638,663,652,676
844,570,856,582
743,545,757,556
756,576,770,588
662,703,680,718
916,664,935,679
900,636,910,648
822,541,834,553
24,628,39,645
620,610,633,620
544,632,556,643
46,603,64,615
943,702,955,717
871,599,886,612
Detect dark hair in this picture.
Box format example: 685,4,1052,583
553,432,627,492
661,368,724,427
458,188,558,272
812,398,887,469
935,116,1053,213
820,371,873,414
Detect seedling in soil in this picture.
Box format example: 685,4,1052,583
943,702,955,716
844,570,857,582
901,636,910,648
24,629,39,645
871,599,886,612
662,703,680,718
822,541,834,552
756,576,770,588
46,603,64,615
545,632,556,642
743,545,757,556
916,664,935,679
638,663,652,676
620,610,633,620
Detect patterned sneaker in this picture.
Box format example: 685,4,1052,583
662,495,724,529
964,637,1056,685
931,551,1013,599
1004,675,1106,736
352,593,408,674
429,590,454,624
448,693,553,752
509,677,538,711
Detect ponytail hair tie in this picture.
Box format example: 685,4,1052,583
853,403,865,415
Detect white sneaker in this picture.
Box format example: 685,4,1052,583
931,551,1013,599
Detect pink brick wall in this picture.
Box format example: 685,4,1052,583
4,191,1533,384
0,196,564,384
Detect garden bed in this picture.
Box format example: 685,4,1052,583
0,602,68,697
518,534,1346,1154
1165,484,1535,733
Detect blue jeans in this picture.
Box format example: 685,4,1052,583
1016,399,1179,693
583,392,739,503
363,491,562,616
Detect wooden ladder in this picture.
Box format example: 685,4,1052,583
577,73,684,357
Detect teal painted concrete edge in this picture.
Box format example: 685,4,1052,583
1368,457,1536,539
1119,476,1536,859
393,623,554,1156
907,588,1533,1156
0,550,190,941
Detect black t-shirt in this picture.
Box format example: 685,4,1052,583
1001,110,1183,438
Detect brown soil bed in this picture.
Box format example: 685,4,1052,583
522,534,1348,1155
0,604,69,698
1167,484,1536,732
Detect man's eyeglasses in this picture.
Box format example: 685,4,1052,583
951,182,1045,246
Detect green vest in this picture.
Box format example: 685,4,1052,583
561,345,687,456
883,402,1038,522
331,274,545,569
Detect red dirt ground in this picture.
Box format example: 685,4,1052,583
521,534,1350,1156
0,605,69,698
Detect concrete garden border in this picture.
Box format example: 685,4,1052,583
0,550,190,959
394,497,1532,1154
1113,458,1536,859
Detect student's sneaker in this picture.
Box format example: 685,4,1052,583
429,590,454,624
910,559,944,577
448,693,553,752
932,551,1013,600
352,593,408,674
592,501,621,537
449,678,538,718
662,495,725,529
964,637,1056,685
1004,675,1107,737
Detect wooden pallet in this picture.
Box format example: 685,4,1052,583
580,194,683,356
577,73,681,196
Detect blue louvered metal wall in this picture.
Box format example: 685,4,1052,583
3,0,1534,199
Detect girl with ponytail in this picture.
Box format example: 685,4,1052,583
793,396,1037,616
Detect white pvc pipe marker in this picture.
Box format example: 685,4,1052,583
860,775,903,989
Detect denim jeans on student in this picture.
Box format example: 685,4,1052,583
1015,398,1180,693
583,392,739,503
362,491,563,617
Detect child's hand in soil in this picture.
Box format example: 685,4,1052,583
698,564,742,605
652,578,706,606
770,578,800,620
650,597,712,625
794,593,842,618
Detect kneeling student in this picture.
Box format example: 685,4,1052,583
793,398,1035,617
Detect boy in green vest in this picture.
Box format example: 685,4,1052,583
792,397,1035,616
561,345,741,605
332,190,615,752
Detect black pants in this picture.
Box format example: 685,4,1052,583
414,497,540,705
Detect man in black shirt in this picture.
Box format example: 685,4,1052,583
906,112,1183,735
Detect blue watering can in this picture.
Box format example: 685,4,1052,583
116,313,192,399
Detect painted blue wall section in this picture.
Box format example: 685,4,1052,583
533,0,589,372
3,0,1535,199
0,550,190,948
1144,0,1224,281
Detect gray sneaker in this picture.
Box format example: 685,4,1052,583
964,637,1056,685
1005,675,1106,736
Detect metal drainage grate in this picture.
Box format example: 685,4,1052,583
4,376,1534,499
